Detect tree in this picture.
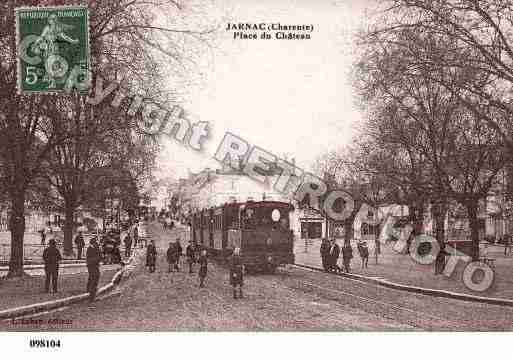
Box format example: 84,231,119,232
366,0,513,155
354,17,507,259
0,0,216,276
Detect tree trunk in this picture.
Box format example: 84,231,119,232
344,219,354,246
467,200,480,261
432,201,447,246
63,204,75,256
432,200,447,274
7,190,26,277
406,199,425,253
412,201,425,236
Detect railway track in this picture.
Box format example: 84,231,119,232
277,264,467,329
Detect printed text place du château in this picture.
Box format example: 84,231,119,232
226,22,313,40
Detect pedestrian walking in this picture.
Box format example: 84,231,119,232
186,241,196,273
328,239,341,273
165,217,171,230
374,238,381,264
74,231,85,260
86,237,102,302
146,239,157,273
357,239,369,269
198,249,208,288
341,241,353,273
42,239,62,293
40,229,46,246
175,239,182,270
124,232,133,258
320,238,330,272
229,248,244,299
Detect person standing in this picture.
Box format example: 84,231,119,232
74,231,85,260
320,238,330,272
229,248,244,299
40,229,46,246
341,241,353,273
42,239,61,293
166,242,177,273
124,232,133,258
328,239,340,273
374,238,381,264
435,244,448,275
175,239,182,271
504,235,512,256
357,239,369,269
198,249,208,288
146,239,157,273
186,241,196,273
86,237,102,302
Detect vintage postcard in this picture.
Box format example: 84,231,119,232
1,0,513,355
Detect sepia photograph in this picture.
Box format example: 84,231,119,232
1,0,513,355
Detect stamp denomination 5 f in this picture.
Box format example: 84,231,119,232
15,5,90,94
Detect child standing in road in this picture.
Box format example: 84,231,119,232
198,249,208,288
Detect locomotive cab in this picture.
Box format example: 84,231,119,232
231,201,294,273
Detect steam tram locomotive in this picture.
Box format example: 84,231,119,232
190,201,295,273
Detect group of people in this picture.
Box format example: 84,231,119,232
145,239,245,298
145,239,208,285
42,236,103,302
321,238,381,273
162,216,175,230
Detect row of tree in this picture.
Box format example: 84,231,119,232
0,0,215,277
316,0,513,260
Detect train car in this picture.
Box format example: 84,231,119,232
190,200,295,273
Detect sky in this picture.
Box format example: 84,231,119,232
156,0,372,181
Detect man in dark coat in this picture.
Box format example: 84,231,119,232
43,239,62,293
74,231,85,260
328,239,340,273
86,237,102,302
166,242,177,273
320,238,330,272
175,239,182,271
186,241,196,273
146,240,157,273
229,248,244,299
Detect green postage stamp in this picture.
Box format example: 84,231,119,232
15,5,90,94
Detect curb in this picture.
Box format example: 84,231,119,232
0,249,142,320
0,262,87,272
293,264,513,308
